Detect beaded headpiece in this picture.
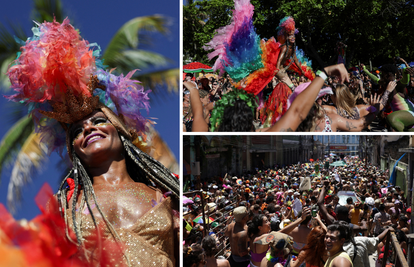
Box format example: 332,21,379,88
6,18,151,158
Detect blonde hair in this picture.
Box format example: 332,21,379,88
334,84,357,118
297,102,325,132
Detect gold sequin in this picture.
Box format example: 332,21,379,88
67,184,175,267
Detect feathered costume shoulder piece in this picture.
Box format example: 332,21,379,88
6,18,151,157
203,0,314,95
203,0,280,95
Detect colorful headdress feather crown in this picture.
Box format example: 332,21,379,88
276,16,298,37
6,18,151,158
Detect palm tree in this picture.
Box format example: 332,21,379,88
0,0,179,212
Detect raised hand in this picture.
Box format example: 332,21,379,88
324,64,349,83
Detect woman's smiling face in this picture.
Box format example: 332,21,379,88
70,111,123,166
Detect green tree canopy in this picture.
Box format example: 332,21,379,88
184,0,414,69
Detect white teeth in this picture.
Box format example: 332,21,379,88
87,136,103,145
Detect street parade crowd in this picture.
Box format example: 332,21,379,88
183,157,411,267
183,0,414,132
183,59,414,133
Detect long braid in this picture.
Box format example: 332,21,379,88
73,158,100,262
71,153,131,267
121,135,180,199
57,169,73,216
56,169,79,246
62,133,177,266
71,153,82,246
57,173,78,246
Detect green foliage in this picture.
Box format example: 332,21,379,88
102,15,179,93
184,0,414,69
32,0,64,23
0,115,33,178
209,89,258,131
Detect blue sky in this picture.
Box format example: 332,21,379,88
0,0,179,220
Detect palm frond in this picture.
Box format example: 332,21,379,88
107,50,173,77
135,68,179,93
31,0,64,23
0,54,15,90
7,131,47,213
0,115,34,181
103,15,170,68
146,123,178,174
0,22,27,92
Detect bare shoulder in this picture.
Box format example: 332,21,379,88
332,255,352,267
217,259,230,267
322,105,337,114
225,222,235,236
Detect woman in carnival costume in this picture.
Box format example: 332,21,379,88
202,0,316,131
260,16,314,127
5,19,179,266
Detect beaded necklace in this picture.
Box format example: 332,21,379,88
266,251,287,265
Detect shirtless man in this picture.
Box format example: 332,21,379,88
225,206,250,267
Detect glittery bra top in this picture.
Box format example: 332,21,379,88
67,196,175,267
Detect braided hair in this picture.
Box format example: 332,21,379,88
56,132,179,266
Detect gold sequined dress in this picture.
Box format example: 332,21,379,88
67,195,176,266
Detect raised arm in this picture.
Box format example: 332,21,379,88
317,183,335,225
279,207,311,234
333,93,381,131
314,213,328,232
361,64,379,84
267,64,349,132
183,82,209,132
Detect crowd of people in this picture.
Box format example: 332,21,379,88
183,58,414,132
182,0,414,132
183,157,411,267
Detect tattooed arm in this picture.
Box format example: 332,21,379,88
332,93,381,131
332,107,380,131
379,81,397,110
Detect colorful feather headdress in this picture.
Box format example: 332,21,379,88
276,17,298,41
203,0,280,95
6,18,151,158
203,0,314,96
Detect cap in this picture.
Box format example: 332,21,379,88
278,219,291,230
233,206,248,222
